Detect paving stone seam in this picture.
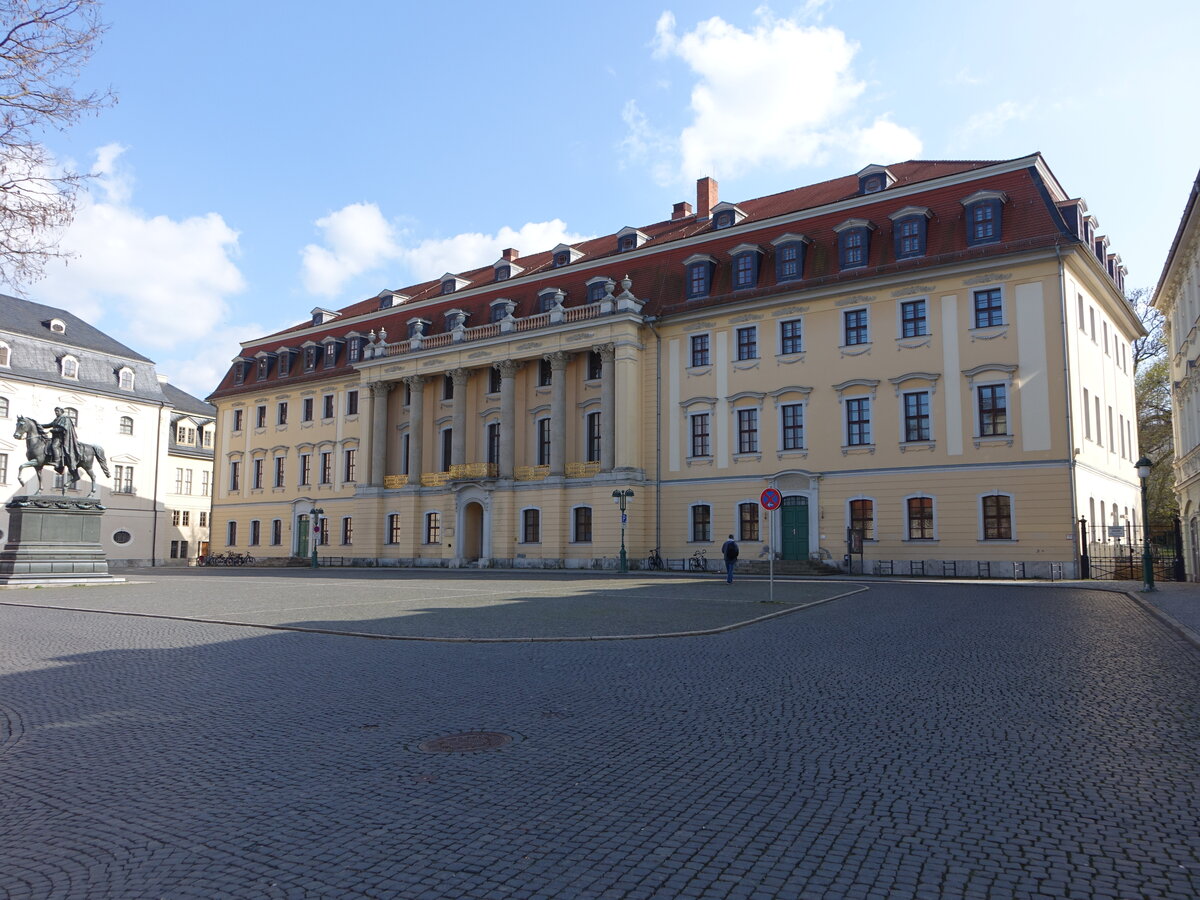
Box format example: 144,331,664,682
0,586,870,644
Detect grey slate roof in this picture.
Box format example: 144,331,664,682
0,293,153,362
0,293,167,403
161,381,216,418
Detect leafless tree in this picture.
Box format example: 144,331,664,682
0,0,113,290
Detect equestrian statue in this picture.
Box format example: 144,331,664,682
13,409,110,496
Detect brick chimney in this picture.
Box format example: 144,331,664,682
696,177,718,220
672,201,693,220
502,248,519,261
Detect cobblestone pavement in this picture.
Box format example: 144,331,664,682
1,576,1198,899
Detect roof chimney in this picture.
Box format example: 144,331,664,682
672,201,693,220
502,248,519,261
696,177,718,220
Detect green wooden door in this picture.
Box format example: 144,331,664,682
781,496,809,561
296,516,309,558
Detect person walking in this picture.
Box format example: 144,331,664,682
721,534,739,583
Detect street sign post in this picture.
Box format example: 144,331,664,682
760,489,782,600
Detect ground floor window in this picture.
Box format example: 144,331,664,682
387,514,401,544
906,497,934,540
425,512,441,544
522,508,540,543
573,506,592,542
982,494,1012,540
738,502,759,541
850,498,874,541
691,504,712,542
341,516,353,545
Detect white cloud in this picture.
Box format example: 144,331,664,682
36,145,246,351
301,202,400,298
956,100,1032,147
299,204,592,295
628,9,922,183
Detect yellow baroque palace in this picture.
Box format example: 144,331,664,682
208,154,1142,577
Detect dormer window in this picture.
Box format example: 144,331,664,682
49,318,66,334
490,299,514,323
616,227,649,252
346,335,363,362
550,244,583,268
444,309,469,331
495,265,510,281
61,355,79,379
710,202,747,231
277,349,292,378
586,277,610,303
118,367,135,391
962,190,1007,246
771,234,810,283
303,345,319,371
492,256,523,282
310,308,338,326
233,358,248,385
730,244,763,290
256,356,270,380
407,319,430,339
537,288,564,313
684,253,718,299
0,342,9,367
439,273,469,295
834,219,876,270
889,206,932,260
322,341,340,368
856,165,895,195
376,291,408,310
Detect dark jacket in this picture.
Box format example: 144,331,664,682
722,540,739,562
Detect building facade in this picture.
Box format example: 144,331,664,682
0,295,214,566
208,154,1141,577
1153,168,1200,580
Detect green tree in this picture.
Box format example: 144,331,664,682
1129,287,1177,523
0,0,113,290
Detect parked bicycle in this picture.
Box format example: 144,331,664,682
646,547,665,570
689,548,708,571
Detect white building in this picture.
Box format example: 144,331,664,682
1153,168,1200,579
0,294,214,566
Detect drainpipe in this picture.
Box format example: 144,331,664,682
1056,244,1082,576
644,314,663,554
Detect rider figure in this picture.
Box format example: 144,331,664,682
39,407,81,474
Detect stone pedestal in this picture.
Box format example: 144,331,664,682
0,496,124,585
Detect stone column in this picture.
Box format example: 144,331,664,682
368,381,392,486
548,351,570,477
498,360,518,478
404,375,425,484
450,368,469,469
596,343,616,473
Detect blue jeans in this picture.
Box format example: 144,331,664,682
725,560,735,582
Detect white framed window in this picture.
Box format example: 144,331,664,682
690,503,713,542
572,505,593,543
903,495,937,541
118,367,135,390
0,342,10,367
119,415,133,435
848,497,876,542
979,493,1015,541
521,507,540,543
61,355,79,379
425,511,441,544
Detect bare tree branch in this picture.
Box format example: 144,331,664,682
0,0,113,290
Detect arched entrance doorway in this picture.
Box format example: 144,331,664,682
462,500,484,562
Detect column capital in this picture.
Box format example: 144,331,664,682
449,368,470,386
497,359,521,378
403,374,426,390
368,380,394,399
592,342,616,361
545,350,571,371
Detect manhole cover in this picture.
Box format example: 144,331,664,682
417,731,513,753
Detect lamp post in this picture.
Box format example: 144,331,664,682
310,506,325,569
612,489,634,574
1135,456,1154,592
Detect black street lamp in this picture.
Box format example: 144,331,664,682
612,489,634,573
310,506,325,569
1135,456,1154,592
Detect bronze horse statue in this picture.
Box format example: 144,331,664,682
13,415,111,496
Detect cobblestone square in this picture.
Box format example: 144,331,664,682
1,572,1197,898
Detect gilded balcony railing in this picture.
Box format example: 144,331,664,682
383,474,408,489
514,465,551,481
420,471,451,487
449,462,498,479
566,460,601,478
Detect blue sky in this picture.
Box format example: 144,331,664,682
29,0,1200,399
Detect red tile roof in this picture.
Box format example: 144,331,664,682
211,155,1082,399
